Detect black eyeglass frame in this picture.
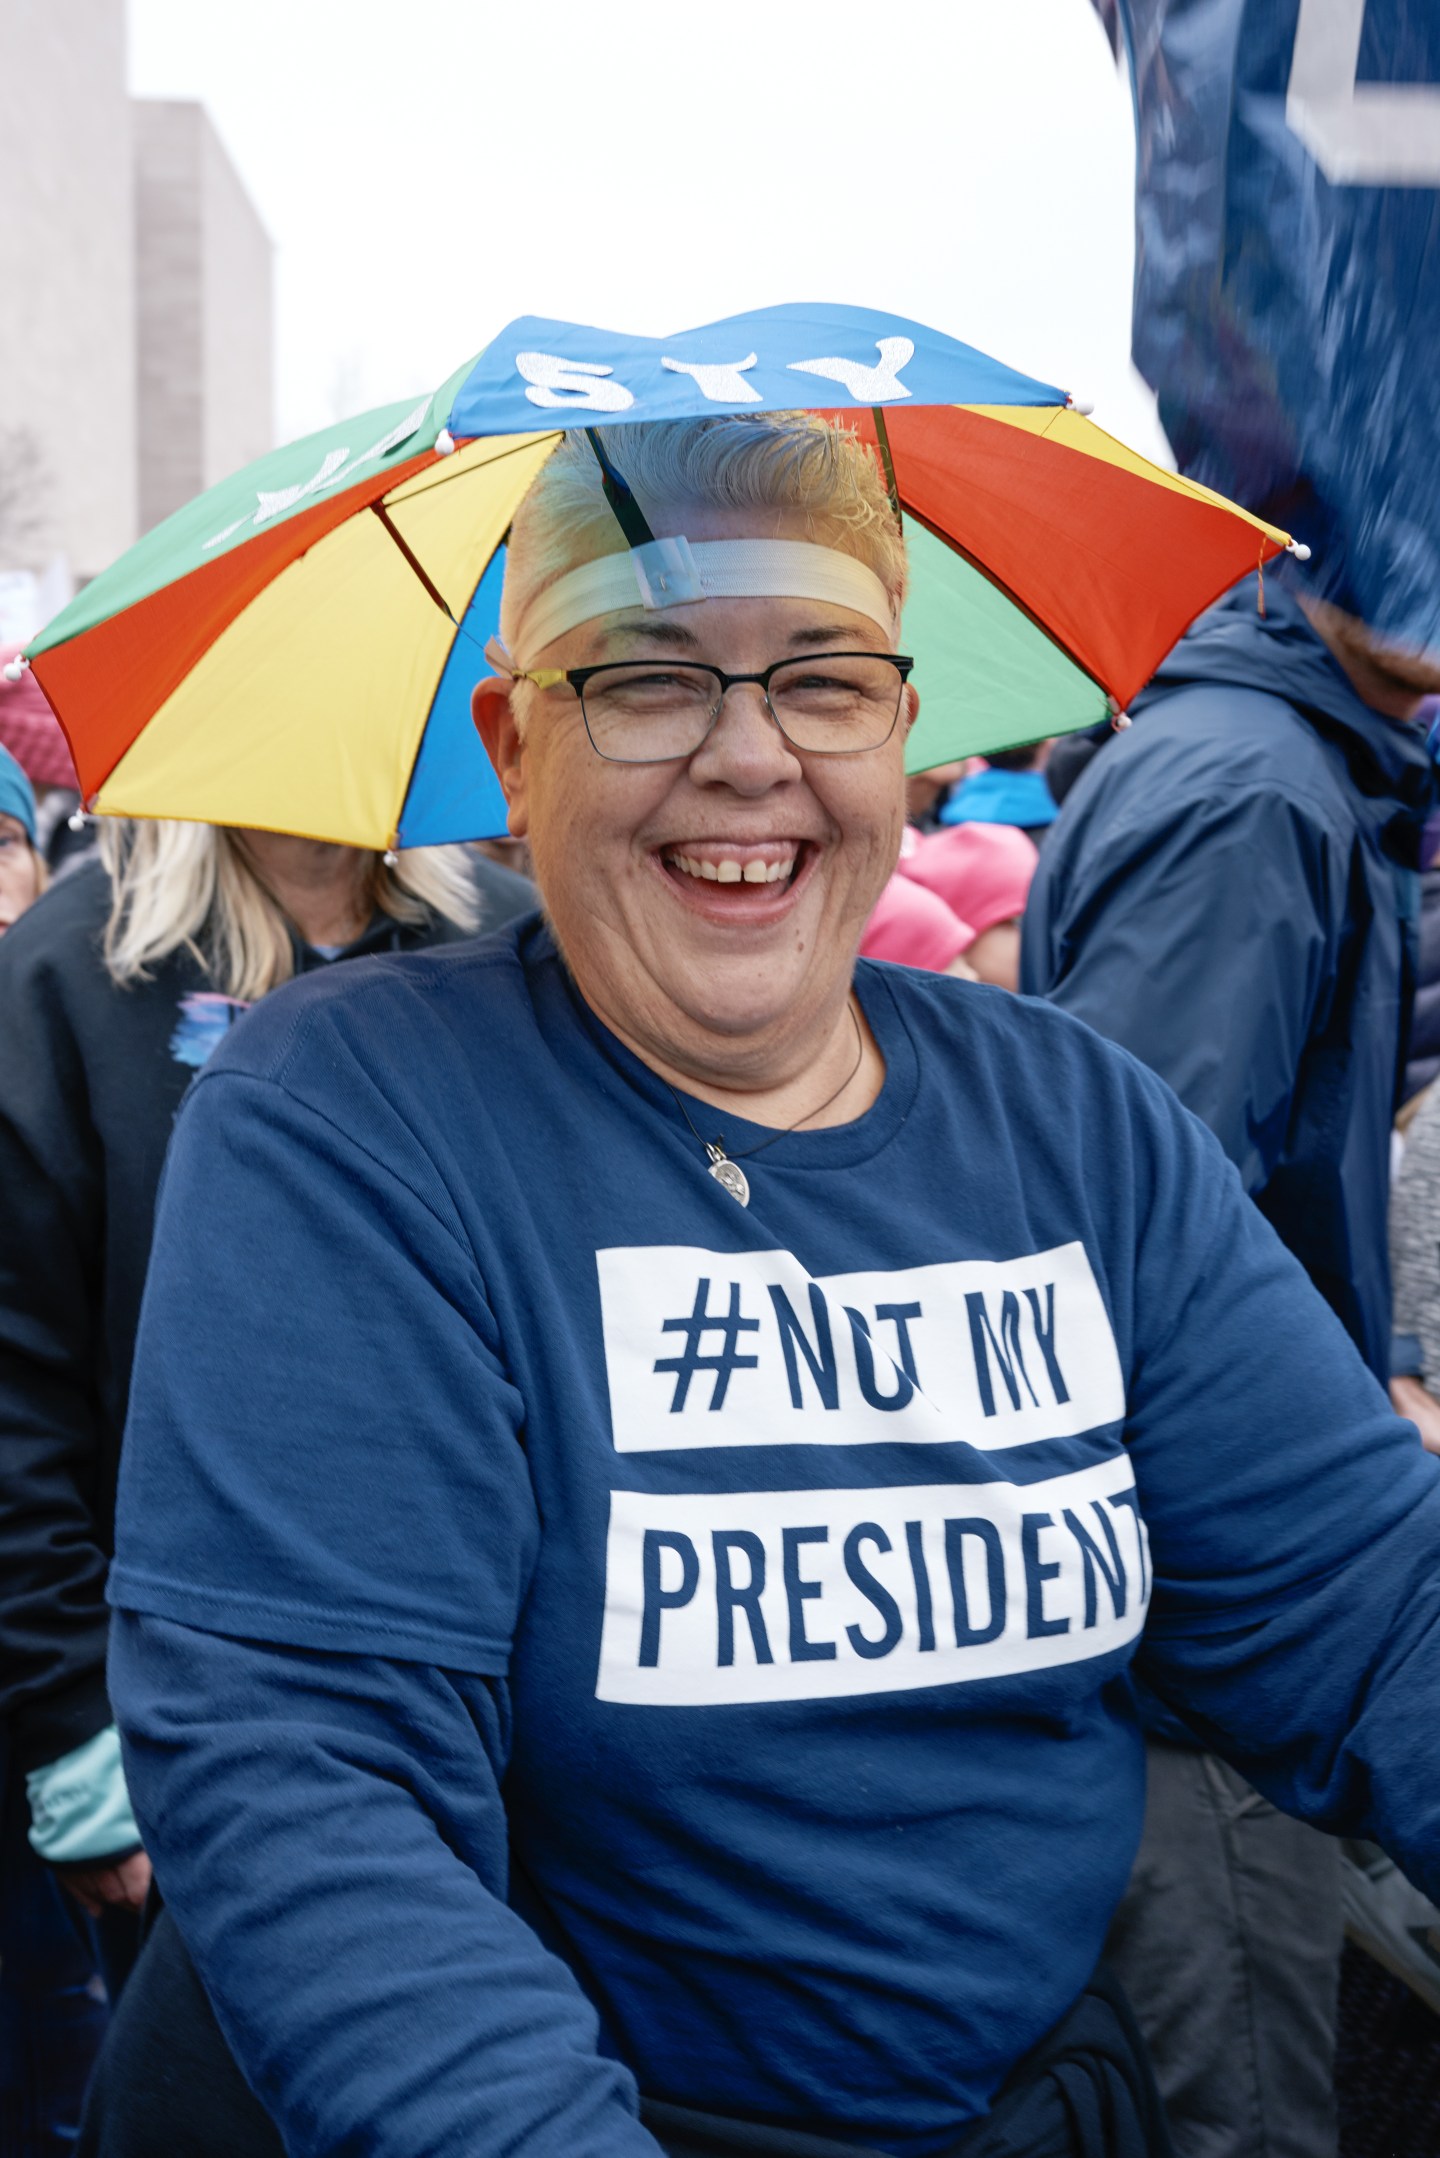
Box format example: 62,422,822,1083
512,650,916,765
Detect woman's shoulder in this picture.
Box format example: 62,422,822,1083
0,854,109,979
195,920,538,1102
865,958,1121,1059
0,860,138,1059
866,960,1193,1126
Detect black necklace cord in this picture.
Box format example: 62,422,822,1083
663,1003,865,1168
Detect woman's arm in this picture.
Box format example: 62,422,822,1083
109,986,662,2152
113,1612,658,2158
1121,1061,1440,1888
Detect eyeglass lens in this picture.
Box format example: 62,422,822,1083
579,656,906,762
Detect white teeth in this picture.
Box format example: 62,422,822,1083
666,851,798,885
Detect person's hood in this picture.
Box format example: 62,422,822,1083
938,766,1058,831
1134,578,1433,812
0,645,78,790
0,743,37,842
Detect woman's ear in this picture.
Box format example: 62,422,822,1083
471,678,530,839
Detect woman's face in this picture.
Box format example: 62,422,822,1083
0,814,42,934
476,518,915,1084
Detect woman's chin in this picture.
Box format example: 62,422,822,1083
662,956,832,1050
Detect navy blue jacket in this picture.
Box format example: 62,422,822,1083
1022,583,1434,1384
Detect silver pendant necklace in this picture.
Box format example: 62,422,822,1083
663,1005,865,1208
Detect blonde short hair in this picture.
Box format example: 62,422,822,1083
501,413,907,663
98,819,480,1003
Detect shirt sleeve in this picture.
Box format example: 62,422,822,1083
1023,788,1339,1192
112,1614,661,2158
110,1045,660,2155
1121,1060,1440,1891
26,1723,140,1865
110,1061,538,1666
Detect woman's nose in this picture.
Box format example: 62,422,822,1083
689,682,801,790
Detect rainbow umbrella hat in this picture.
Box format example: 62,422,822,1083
13,304,1301,850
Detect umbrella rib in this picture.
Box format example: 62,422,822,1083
369,501,458,624
871,408,904,529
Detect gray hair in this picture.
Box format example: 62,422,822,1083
501,413,908,663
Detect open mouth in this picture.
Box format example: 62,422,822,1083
657,840,809,901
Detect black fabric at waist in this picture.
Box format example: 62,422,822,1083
640,1965,1172,2158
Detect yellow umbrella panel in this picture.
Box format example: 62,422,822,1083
90,433,560,848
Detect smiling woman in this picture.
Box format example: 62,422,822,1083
91,411,1440,2158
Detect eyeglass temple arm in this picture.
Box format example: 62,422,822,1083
481,634,568,691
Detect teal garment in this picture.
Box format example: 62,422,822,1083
27,1724,139,1865
938,767,1057,830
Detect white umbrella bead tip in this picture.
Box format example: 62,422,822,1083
435,430,456,456
2,657,27,681
1287,539,1313,561
1067,396,1096,417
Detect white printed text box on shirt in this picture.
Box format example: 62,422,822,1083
596,1241,1125,1454
595,1455,1150,1706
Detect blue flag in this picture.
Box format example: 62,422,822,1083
1102,0,1440,661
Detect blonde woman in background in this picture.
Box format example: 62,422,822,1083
0,816,532,2152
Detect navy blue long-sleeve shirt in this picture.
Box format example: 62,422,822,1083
111,919,1440,2156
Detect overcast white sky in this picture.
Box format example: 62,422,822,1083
127,0,1169,464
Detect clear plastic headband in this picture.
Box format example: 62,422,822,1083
510,536,897,663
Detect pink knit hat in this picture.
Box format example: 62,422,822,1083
900,822,1038,937
0,648,78,790
860,872,974,972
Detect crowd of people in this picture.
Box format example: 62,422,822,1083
1,412,1439,2158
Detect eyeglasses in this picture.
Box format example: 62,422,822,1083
513,651,914,764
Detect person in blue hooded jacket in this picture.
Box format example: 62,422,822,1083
1022,576,1440,2158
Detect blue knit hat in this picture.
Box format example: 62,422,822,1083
0,744,37,844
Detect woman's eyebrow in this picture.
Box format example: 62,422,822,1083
593,619,877,658
595,619,702,654
787,622,877,650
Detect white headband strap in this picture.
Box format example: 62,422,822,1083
512,537,896,662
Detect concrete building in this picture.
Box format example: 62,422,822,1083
0,0,138,582
0,0,273,590
134,99,273,534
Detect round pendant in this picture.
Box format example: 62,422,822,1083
709,1157,751,1207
